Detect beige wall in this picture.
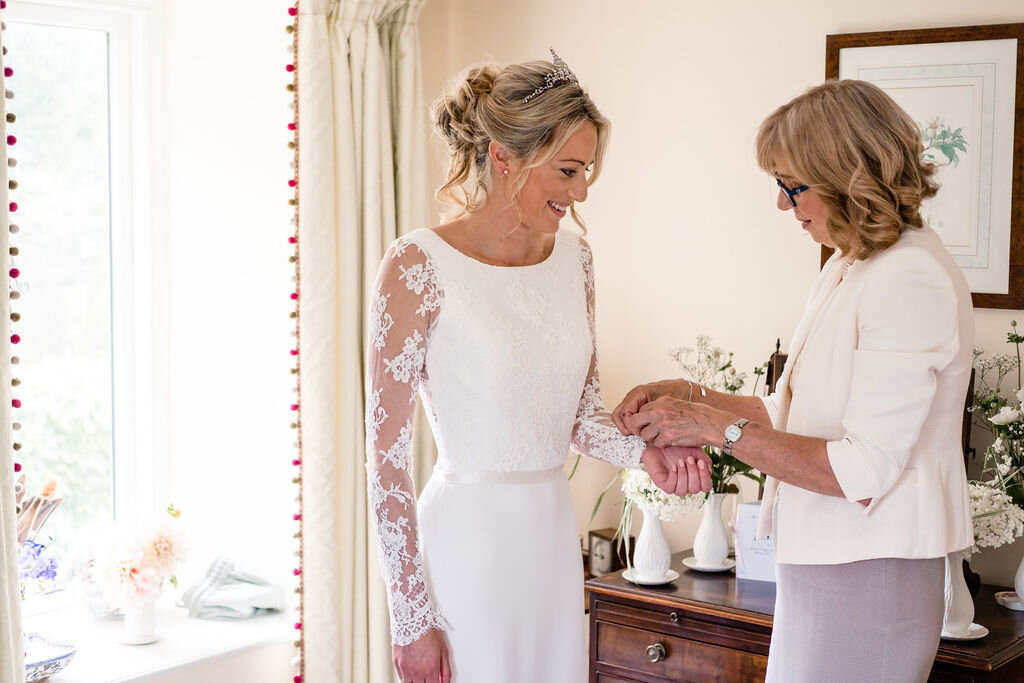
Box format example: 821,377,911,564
419,0,1024,584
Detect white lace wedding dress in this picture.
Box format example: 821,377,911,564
366,228,644,682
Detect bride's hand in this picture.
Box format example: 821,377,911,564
641,445,712,496
392,628,451,683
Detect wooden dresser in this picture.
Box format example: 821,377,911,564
586,551,1024,682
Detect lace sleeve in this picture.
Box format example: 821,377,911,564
569,239,645,468
365,237,445,645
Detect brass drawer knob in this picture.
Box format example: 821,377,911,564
645,643,667,663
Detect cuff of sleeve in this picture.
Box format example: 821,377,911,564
826,437,884,512
626,434,645,468
760,394,780,429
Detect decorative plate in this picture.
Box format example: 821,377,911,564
940,622,989,641
682,557,736,573
622,568,680,586
24,632,76,682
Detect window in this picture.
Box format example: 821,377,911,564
7,0,164,590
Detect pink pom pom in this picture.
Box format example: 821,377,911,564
290,292,298,300
9,268,18,278
288,123,296,131
288,7,298,16
11,398,20,408
286,64,295,73
290,349,298,356
13,462,20,473
3,68,11,78
10,334,19,344
288,179,297,188
1,2,7,10
294,676,303,683
290,403,299,411
9,202,16,212
292,459,301,466
293,622,302,630
293,568,301,576
293,513,302,521
288,236,297,244
6,134,14,145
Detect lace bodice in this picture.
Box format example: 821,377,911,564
365,228,644,645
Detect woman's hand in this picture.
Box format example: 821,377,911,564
641,444,713,495
393,629,451,683
613,381,683,436
630,396,722,448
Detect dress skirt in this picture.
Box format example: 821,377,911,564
417,467,586,683
766,557,945,683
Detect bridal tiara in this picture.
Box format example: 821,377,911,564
522,48,579,104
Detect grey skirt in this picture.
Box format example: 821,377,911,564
766,557,945,683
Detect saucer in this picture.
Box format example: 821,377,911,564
941,623,989,641
995,591,1024,611
682,557,736,573
622,568,679,586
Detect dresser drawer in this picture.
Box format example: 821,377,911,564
594,620,768,683
593,598,771,656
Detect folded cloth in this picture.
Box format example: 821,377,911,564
181,556,286,619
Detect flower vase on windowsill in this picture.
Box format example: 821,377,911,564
89,505,186,645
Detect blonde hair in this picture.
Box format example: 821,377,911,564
432,58,610,229
755,79,938,258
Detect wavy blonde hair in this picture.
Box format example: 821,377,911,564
755,79,938,258
432,58,610,230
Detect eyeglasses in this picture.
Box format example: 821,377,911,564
776,178,810,208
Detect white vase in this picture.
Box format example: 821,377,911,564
1012,551,1024,599
633,505,671,581
119,601,159,645
693,492,729,567
943,549,976,636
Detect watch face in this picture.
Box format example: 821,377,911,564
725,424,742,441
589,536,613,576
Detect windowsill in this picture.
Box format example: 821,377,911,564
23,596,292,683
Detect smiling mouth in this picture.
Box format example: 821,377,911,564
548,201,568,217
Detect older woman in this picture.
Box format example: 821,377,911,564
613,79,974,682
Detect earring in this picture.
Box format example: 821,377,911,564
501,168,509,176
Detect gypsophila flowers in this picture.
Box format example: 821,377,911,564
620,468,705,522
969,481,1024,554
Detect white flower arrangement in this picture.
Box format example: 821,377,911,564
969,481,1024,554
83,506,187,612
620,468,705,522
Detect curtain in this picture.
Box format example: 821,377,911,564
0,33,23,682
296,1,430,680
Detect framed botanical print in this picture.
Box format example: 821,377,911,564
825,23,1024,309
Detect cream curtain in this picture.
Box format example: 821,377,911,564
296,1,430,681
0,44,23,683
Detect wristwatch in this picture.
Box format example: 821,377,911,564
722,418,749,456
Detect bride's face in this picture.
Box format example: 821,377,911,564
513,121,597,233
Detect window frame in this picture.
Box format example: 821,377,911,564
6,0,168,531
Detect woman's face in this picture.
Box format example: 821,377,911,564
513,121,597,233
772,156,834,249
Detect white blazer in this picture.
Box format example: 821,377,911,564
760,225,974,565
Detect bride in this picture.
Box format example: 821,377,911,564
365,50,711,683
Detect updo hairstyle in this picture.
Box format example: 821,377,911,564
756,79,938,259
432,57,609,228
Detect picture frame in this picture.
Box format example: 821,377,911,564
824,23,1024,309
